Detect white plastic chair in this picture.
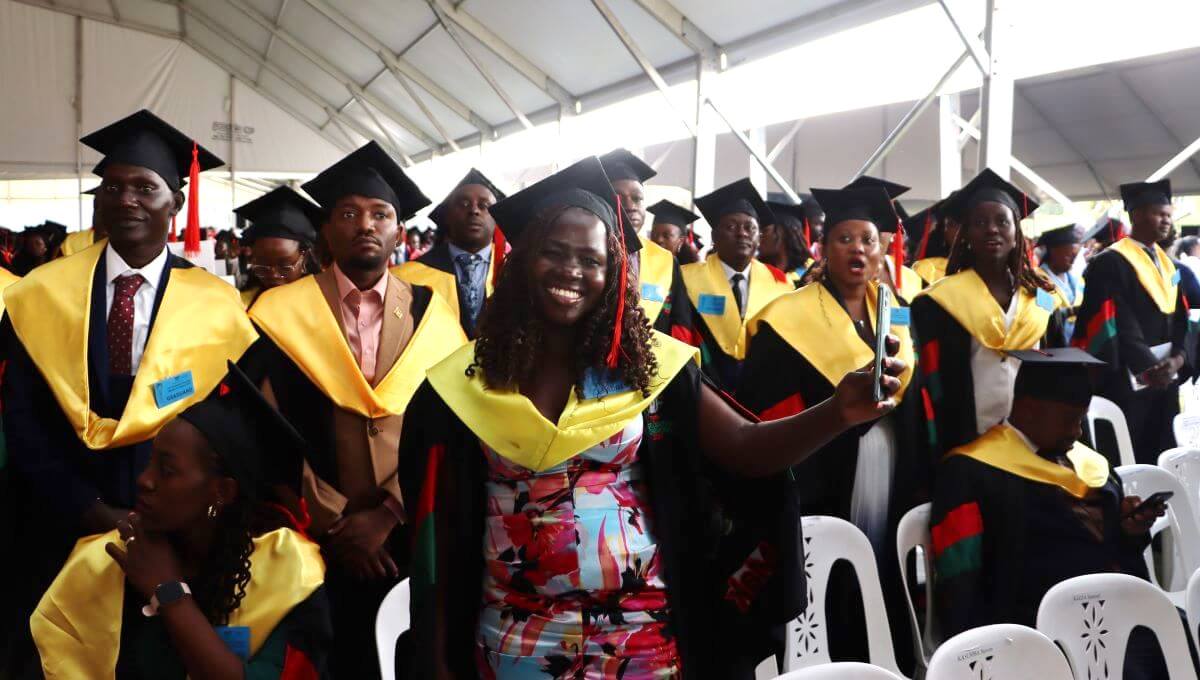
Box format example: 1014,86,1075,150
1161,448,1200,526
1087,395,1137,468
1118,464,1200,595
785,516,903,675
778,662,906,679
1037,573,1198,680
895,503,938,670
375,578,410,680
1175,414,1200,449
1187,568,1200,652
926,624,1072,680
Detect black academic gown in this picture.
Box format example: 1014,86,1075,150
401,242,482,337
1073,249,1191,465
737,281,926,672
643,255,697,341
0,253,190,675
911,286,1065,461
396,362,806,680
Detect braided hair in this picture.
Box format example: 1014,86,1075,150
472,204,658,397
945,204,1054,295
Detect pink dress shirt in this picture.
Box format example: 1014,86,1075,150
333,264,388,383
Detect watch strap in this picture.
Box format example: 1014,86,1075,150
142,581,191,617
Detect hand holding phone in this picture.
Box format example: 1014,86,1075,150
1125,491,1173,518
872,285,892,403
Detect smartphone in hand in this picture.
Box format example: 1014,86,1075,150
1126,490,1173,518
873,285,892,403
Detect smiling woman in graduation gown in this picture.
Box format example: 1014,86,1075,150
397,157,907,680
739,186,924,670
912,169,1067,459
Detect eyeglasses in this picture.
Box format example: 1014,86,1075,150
250,257,304,278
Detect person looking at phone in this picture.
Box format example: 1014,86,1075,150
739,186,924,670
931,347,1182,679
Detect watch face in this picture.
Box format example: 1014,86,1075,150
156,581,187,605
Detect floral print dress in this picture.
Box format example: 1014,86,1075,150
476,418,682,679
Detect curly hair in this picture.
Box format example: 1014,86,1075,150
472,205,658,397
946,205,1054,295
772,215,814,273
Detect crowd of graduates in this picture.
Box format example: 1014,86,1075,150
0,107,1194,679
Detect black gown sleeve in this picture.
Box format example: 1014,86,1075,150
929,455,989,637
911,295,976,460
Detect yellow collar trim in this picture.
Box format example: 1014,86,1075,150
391,246,498,321
31,528,324,678
1111,238,1178,314
2,241,258,450
681,256,793,359
636,237,675,324
913,257,948,285
427,331,699,472
916,269,1061,351
250,275,466,418
947,425,1109,498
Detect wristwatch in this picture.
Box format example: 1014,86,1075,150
142,581,192,617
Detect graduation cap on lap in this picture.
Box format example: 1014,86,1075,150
179,361,312,501
234,187,321,246
598,148,656,184
1008,348,1105,407
80,109,223,191
302,141,430,221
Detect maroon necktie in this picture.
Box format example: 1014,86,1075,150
107,274,145,375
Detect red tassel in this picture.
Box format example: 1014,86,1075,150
169,214,178,243
184,142,201,257
687,226,695,248
491,224,506,289
803,217,812,251
1021,192,1029,219
606,195,628,370
892,217,905,290
916,211,932,261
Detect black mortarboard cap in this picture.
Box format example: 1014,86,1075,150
903,206,937,236
178,361,310,498
765,201,807,229
1120,179,1172,212
80,109,223,191
488,156,640,253
25,221,68,249
234,187,321,246
1181,225,1200,238
843,175,911,200
809,186,899,233
1009,348,1105,407
301,141,430,221
598,148,656,184
429,168,507,228
1036,222,1082,249
695,179,775,229
647,200,700,228
82,187,98,196
946,168,1039,221
799,193,824,221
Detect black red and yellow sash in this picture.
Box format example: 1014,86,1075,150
391,248,497,322
1111,237,1178,314
916,269,1064,351
3,241,258,450
31,528,324,677
680,257,793,360
748,281,915,401
249,275,466,418
636,236,675,324
426,331,698,472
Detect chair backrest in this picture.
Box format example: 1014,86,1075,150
895,503,937,668
926,624,1072,680
375,578,410,680
1088,396,1137,468
777,662,906,679
1037,573,1198,680
1160,448,1200,525
785,516,902,675
1187,568,1200,653
1117,463,1200,592
1174,414,1200,450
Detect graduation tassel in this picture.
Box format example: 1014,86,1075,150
916,211,933,261
803,217,812,251
184,141,201,257
169,214,178,243
606,195,629,370
491,224,507,289
892,217,905,290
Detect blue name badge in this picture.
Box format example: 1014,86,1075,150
152,371,195,409
581,367,632,399
640,282,665,303
1172,269,1182,286
890,306,911,327
697,293,726,316
215,625,251,661
1036,288,1057,313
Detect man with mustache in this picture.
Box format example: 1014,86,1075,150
681,179,794,391
0,110,255,676
242,141,465,679
392,169,505,338
930,348,1173,679
1072,180,1191,464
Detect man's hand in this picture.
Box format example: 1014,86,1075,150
326,505,399,580
1141,354,1183,389
1120,495,1167,537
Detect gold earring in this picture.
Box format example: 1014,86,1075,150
207,504,219,519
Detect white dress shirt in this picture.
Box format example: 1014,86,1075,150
970,291,1025,435
718,258,752,318
104,244,169,373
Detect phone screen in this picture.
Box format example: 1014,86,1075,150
873,285,891,402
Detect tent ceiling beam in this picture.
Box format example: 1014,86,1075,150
254,0,290,85
10,0,178,39
427,0,576,108
936,0,990,74
978,0,1014,178
767,119,805,164
1148,134,1200,183
705,97,801,203
1115,70,1200,181
107,0,119,21
591,0,697,137
427,1,533,130
1015,87,1110,199
952,112,1074,211
356,95,415,166
628,0,721,59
